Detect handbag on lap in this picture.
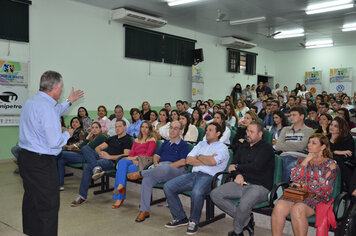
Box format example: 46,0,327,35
136,156,153,172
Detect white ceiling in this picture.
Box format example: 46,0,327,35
73,0,356,51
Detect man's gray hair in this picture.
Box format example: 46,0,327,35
39,71,62,92
171,120,183,130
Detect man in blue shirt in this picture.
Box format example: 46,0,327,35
163,122,229,235
18,71,83,236
127,120,191,222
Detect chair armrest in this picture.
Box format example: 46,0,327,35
333,192,351,221
269,182,289,207
211,171,231,189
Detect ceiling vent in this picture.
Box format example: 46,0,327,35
112,8,167,28
220,37,256,49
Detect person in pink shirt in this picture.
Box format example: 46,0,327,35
112,121,156,208
94,105,111,134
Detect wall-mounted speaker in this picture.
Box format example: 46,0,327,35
193,48,204,64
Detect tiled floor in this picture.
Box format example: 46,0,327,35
0,161,285,236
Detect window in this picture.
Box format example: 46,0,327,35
227,48,257,75
124,25,196,66
0,0,31,42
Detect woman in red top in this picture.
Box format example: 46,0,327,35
272,134,338,236
112,121,156,208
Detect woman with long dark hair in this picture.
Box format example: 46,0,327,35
179,112,198,143
77,106,92,133
328,117,355,190
153,109,170,140
191,107,206,129
231,83,242,108
269,111,288,146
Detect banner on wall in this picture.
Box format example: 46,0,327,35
305,71,322,95
329,68,353,95
329,68,352,82
0,85,28,115
0,60,28,85
192,65,204,102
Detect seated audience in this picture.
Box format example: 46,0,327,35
179,112,198,143
165,103,172,115
250,84,257,102
126,108,144,138
62,117,86,152
170,109,179,122
208,99,215,113
213,104,220,114
184,101,194,115
94,105,111,133
149,110,158,127
269,111,289,146
231,111,259,151
60,116,66,130
71,120,132,206
163,123,229,235
203,111,231,145
112,121,156,208
199,103,212,121
211,122,274,236
191,108,206,129
194,100,202,109
226,103,238,127
153,109,171,140
235,99,249,119
57,122,106,190
328,117,355,191
342,95,354,110
315,113,332,135
337,108,355,130
275,106,314,184
281,96,296,116
108,105,130,137
318,102,330,117
304,105,319,129
77,106,92,133
176,100,186,114
272,134,337,236
263,104,273,129
330,100,342,117
141,101,152,121
127,121,191,222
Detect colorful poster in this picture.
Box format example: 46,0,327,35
192,82,204,101
0,85,28,115
0,60,28,85
305,71,322,85
306,84,322,96
329,68,352,82
192,65,203,101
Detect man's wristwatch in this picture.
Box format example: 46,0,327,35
65,99,72,106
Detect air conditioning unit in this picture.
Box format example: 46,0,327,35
220,37,257,49
112,8,167,28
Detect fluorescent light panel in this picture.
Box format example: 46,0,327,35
167,0,200,6
305,40,333,48
306,0,353,10
342,22,356,31
306,3,354,14
230,16,266,25
274,29,305,39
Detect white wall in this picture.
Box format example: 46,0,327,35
274,45,356,94
0,0,276,115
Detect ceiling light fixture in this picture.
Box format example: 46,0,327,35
167,0,200,7
342,22,356,31
230,16,266,25
274,29,305,39
305,40,334,48
306,0,354,15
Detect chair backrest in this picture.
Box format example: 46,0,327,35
219,149,234,185
230,129,237,144
197,127,205,142
274,155,283,184
231,126,237,132
154,140,163,154
331,165,342,199
263,129,273,144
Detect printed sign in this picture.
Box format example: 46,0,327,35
0,115,20,126
329,68,352,82
0,60,28,85
192,82,204,101
329,82,352,96
305,71,322,85
0,85,28,115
